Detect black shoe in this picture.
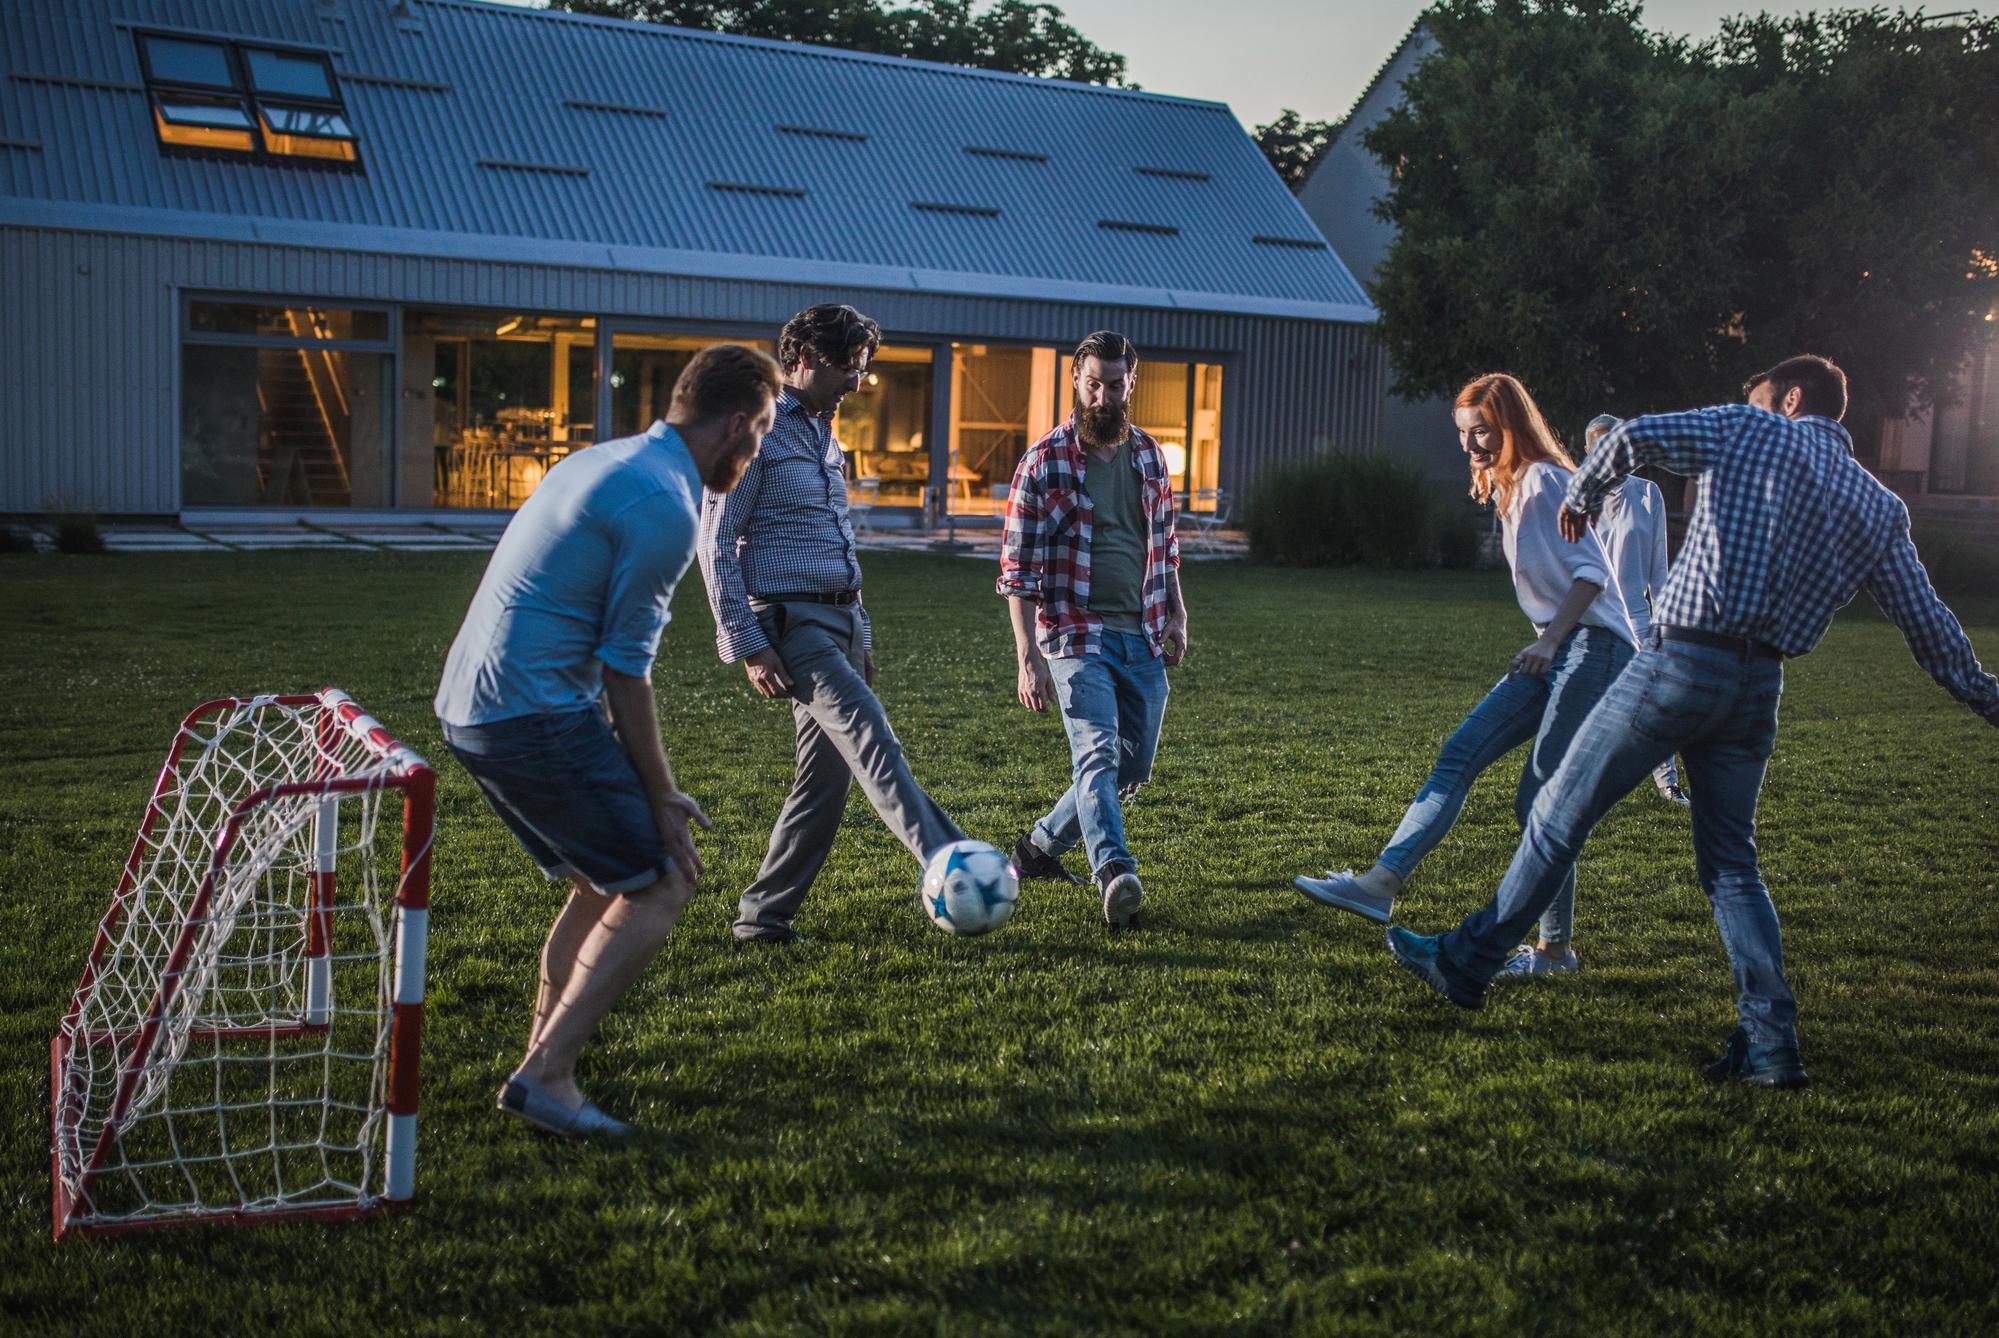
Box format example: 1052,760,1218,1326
1384,926,1485,1011
1704,1027,1808,1089
1013,832,1083,885
1096,862,1144,929
733,926,805,947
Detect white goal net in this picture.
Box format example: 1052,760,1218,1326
51,689,434,1239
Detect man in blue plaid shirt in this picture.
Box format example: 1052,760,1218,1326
1386,355,1999,1088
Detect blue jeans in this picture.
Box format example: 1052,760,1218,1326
1034,630,1169,876
1440,633,1795,1047
1379,626,1632,945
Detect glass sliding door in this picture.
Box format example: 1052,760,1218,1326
180,300,393,507
610,332,777,439
405,309,597,509
838,344,933,508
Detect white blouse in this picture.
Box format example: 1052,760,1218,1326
1594,475,1671,640
1501,460,1638,647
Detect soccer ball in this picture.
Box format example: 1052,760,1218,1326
919,840,1020,936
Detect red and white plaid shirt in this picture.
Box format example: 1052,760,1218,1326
997,416,1181,659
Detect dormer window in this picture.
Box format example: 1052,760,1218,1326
137,33,358,165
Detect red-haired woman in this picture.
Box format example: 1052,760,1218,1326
1295,373,1639,978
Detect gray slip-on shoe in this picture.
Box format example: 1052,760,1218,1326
497,1076,632,1139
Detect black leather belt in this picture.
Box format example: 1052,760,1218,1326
1656,625,1783,660
753,590,861,607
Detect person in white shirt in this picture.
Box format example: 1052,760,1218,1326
1294,373,1637,979
1585,413,1689,805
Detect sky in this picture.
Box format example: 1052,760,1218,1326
490,1,1878,131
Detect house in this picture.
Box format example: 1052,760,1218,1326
0,0,1381,523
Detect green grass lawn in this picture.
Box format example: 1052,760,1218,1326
4,551,1998,1334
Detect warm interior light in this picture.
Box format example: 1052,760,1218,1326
494,316,524,336
156,108,254,152
259,116,357,160
1161,441,1187,478
866,373,879,385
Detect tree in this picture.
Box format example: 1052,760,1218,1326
1366,0,1999,437
550,0,1129,85
1254,109,1337,189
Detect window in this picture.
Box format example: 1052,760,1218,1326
181,302,393,508
409,309,599,509
137,32,358,164
610,333,777,440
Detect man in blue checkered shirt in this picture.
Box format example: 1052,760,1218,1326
1386,355,1999,1088
699,304,965,944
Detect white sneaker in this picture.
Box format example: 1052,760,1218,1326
1099,867,1144,929
1495,945,1580,981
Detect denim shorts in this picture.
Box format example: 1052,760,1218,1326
441,705,669,896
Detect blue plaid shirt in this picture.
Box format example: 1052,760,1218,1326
1572,404,1999,719
698,389,868,663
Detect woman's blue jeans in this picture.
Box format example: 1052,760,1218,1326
1377,625,1633,945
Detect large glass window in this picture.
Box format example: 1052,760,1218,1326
949,344,1060,515
181,303,391,507
610,333,776,438
839,345,934,508
1129,359,1224,510
406,309,597,509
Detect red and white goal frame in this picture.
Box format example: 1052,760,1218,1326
51,689,434,1240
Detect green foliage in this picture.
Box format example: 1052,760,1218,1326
552,0,1128,84
1369,1,1999,431
1910,521,1999,600
1245,451,1462,568
50,514,104,555
1253,108,1337,188
3,554,1997,1329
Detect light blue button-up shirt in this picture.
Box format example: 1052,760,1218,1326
435,422,704,726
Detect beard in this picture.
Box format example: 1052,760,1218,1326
703,432,759,492
1075,393,1130,448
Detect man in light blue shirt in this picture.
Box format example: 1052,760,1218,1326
437,344,780,1138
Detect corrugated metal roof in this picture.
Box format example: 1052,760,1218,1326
0,0,1374,321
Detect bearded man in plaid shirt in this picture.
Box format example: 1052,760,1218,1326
999,332,1189,929
1384,355,1999,1089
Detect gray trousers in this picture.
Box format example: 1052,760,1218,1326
734,600,964,938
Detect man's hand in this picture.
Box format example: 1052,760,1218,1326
1558,506,1593,543
1163,614,1189,667
1016,652,1055,712
1510,636,1558,678
864,648,875,688
743,648,793,699
652,789,712,882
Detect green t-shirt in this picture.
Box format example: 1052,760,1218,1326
1083,441,1146,634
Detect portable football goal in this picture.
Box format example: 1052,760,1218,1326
51,689,434,1239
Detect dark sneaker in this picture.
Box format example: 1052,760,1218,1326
1293,869,1394,924
1704,1027,1809,1089
1097,863,1145,929
1013,832,1083,886
1384,926,1485,1010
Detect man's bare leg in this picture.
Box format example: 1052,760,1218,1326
524,878,612,1055
515,867,694,1109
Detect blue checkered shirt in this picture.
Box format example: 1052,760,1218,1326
698,389,868,663
1572,404,1999,719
